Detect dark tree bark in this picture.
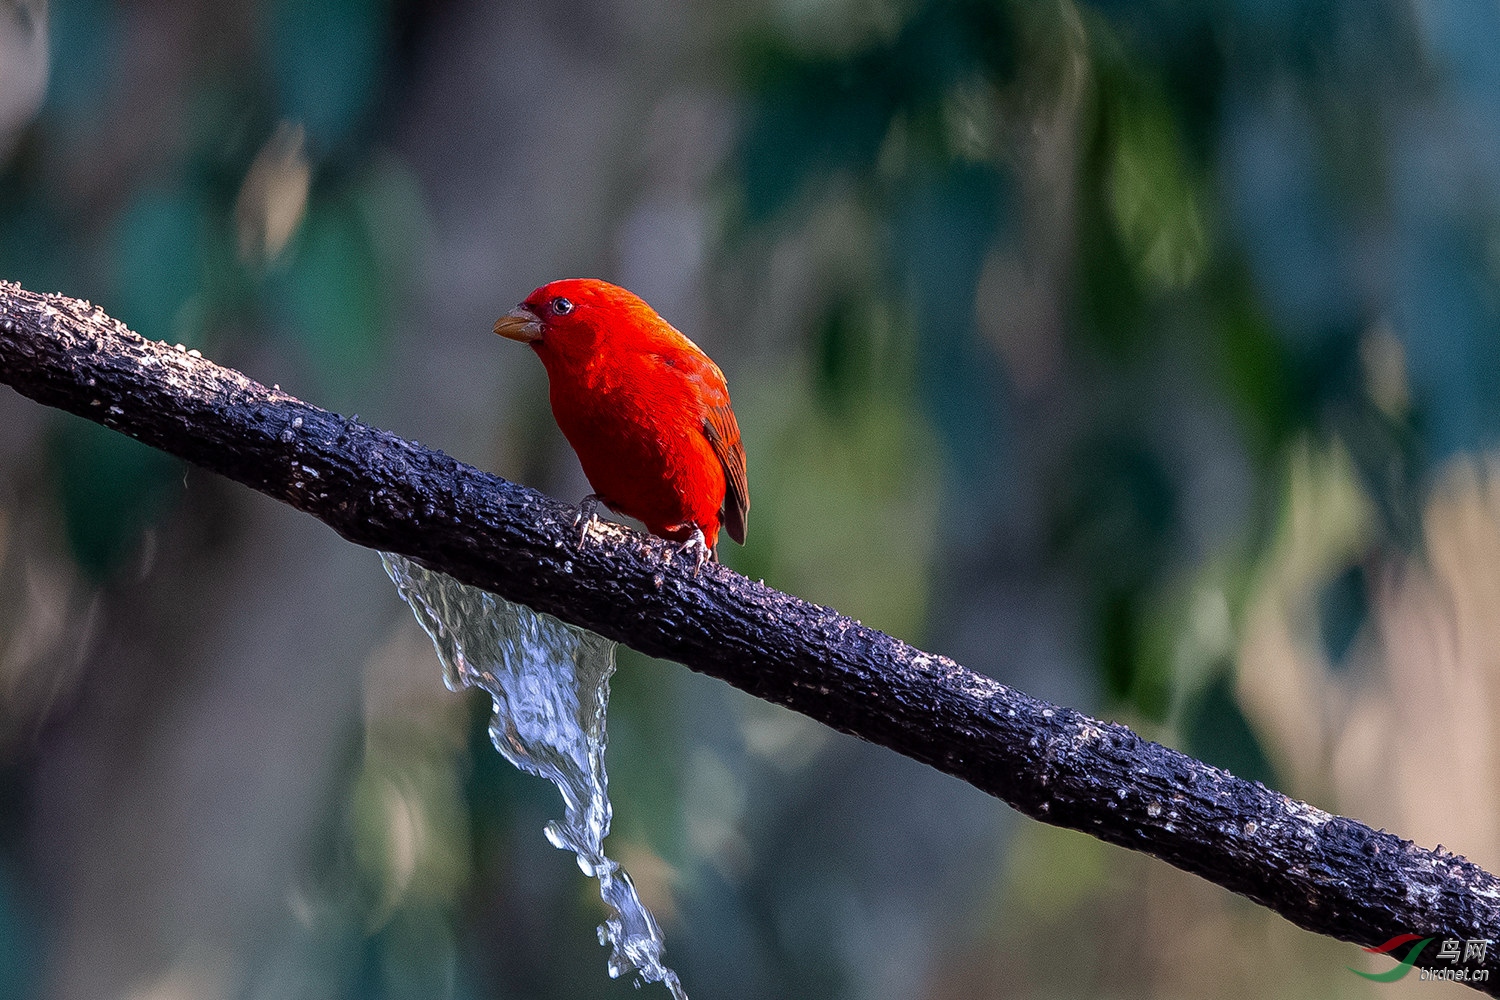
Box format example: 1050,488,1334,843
2,280,1497,991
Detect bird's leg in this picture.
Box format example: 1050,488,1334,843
677,527,712,577
574,493,603,548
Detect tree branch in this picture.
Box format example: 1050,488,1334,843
2,280,1496,990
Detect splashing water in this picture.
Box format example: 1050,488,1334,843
380,553,688,999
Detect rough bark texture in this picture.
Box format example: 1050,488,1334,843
3,280,1497,991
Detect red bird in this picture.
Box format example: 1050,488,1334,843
494,279,748,567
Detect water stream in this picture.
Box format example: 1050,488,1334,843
380,553,687,999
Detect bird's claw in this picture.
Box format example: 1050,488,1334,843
677,528,711,577
574,494,602,549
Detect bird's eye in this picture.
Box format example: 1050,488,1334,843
551,297,574,315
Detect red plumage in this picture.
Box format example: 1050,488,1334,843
494,278,748,557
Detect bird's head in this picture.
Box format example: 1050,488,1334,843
494,278,650,356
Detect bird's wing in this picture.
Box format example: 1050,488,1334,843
703,403,749,545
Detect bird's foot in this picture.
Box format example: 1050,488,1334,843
574,494,603,548
677,528,712,577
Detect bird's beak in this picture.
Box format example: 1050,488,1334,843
494,306,543,343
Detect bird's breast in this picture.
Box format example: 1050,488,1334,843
543,351,726,538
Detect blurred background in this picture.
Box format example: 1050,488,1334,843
0,0,1497,996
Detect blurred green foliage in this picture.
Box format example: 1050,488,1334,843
51,421,182,578
730,0,1452,743
1,0,417,578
